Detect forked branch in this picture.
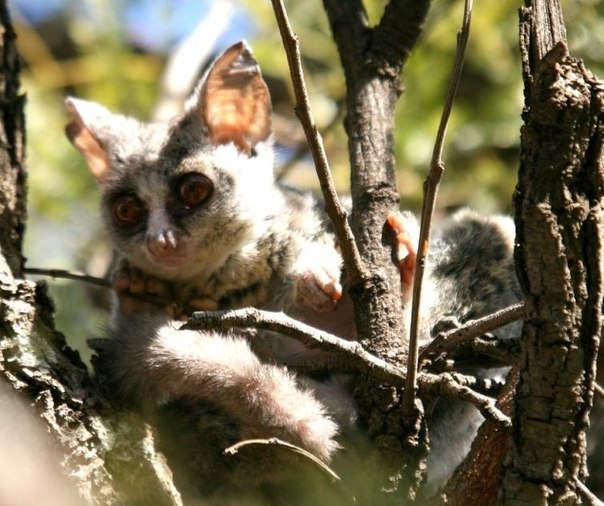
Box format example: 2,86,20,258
186,308,511,430
185,307,406,384
419,302,526,364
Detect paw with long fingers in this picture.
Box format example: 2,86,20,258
186,293,219,312
387,211,420,302
294,243,343,313
113,260,179,317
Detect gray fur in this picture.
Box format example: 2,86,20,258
67,41,522,501
426,209,520,339
67,42,343,502
421,209,520,484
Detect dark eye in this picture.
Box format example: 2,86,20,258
112,194,145,228
178,173,213,208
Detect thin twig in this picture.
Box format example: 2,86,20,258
574,477,604,506
403,0,474,418
184,307,406,385
225,438,356,504
185,308,512,429
419,302,526,364
595,382,604,399
24,267,110,288
24,266,174,308
225,437,341,482
275,100,344,181
421,371,506,398
419,372,512,430
453,335,521,367
270,0,366,283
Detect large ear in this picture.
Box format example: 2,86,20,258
65,97,112,183
192,41,271,154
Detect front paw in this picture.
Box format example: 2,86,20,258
112,260,179,317
294,244,343,313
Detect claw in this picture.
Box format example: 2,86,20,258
294,244,343,313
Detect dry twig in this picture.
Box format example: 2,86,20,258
419,302,526,364
270,0,365,283
403,0,474,417
225,438,356,503
419,372,512,430
24,266,174,308
184,308,406,385
24,266,110,288
574,477,604,506
225,437,341,482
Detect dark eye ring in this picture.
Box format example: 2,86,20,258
178,173,213,208
112,194,145,228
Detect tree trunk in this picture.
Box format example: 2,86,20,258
0,0,26,277
322,0,431,498
501,0,604,503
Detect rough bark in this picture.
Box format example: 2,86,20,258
0,3,182,504
501,0,604,503
0,0,26,277
322,0,429,363
321,0,431,499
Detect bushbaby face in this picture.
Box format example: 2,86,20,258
66,42,278,281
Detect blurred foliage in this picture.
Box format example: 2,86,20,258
13,0,604,345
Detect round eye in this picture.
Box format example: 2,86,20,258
178,173,213,208
112,194,145,228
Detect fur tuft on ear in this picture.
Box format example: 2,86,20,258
191,41,272,155
65,98,112,183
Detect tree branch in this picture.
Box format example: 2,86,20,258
24,267,111,289
0,0,26,277
184,308,512,430
503,0,604,501
372,0,431,74
270,0,365,283
419,302,525,364
528,0,567,64
321,0,416,363
403,0,473,418
419,373,512,430
574,477,604,506
184,308,406,384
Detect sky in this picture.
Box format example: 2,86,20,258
12,0,254,54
